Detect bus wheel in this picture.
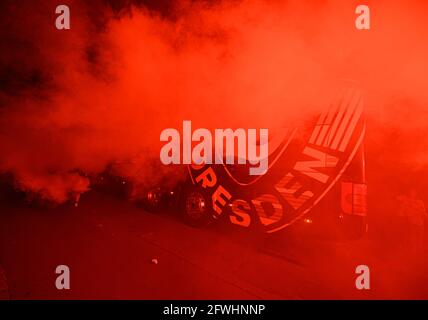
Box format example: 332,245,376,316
181,187,212,228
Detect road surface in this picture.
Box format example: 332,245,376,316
0,190,427,299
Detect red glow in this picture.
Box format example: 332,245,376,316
0,0,427,300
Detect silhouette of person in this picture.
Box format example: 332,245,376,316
397,189,427,254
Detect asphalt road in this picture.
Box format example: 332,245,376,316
0,190,427,300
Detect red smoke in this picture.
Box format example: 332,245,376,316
0,0,427,203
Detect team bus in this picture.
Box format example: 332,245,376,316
143,86,367,240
